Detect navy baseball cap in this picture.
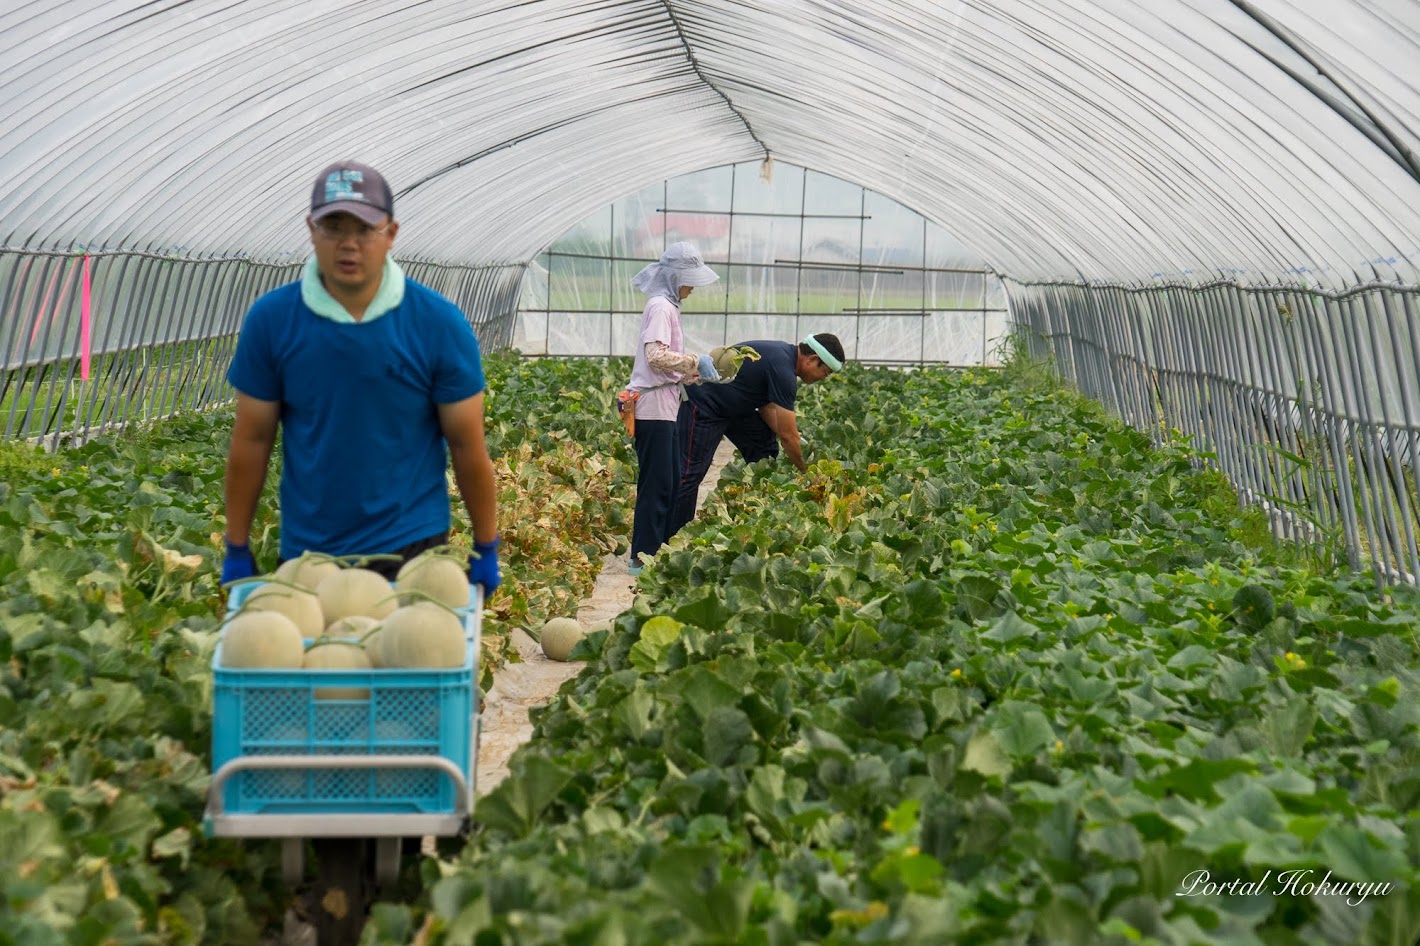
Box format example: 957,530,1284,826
310,161,394,225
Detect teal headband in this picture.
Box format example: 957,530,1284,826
803,336,843,372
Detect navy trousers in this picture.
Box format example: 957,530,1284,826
631,419,683,561
670,400,779,536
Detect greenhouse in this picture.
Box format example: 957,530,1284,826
2,2,1418,944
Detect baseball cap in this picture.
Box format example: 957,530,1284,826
310,161,394,226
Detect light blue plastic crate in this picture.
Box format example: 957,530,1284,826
212,581,478,816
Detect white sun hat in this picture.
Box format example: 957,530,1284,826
631,241,720,301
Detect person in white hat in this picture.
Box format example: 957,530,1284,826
622,241,722,575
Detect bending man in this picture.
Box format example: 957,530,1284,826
670,333,844,535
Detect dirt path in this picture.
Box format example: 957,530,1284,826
474,440,736,793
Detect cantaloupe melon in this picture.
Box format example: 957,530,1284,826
275,553,342,591
243,583,325,637
710,344,760,378
361,623,390,669
395,553,471,609
221,611,305,669
539,617,584,662
302,638,372,700
317,568,398,626
377,603,466,669
325,614,379,640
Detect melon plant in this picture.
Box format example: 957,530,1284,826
539,616,584,662
302,638,372,700
317,567,398,626
710,344,761,378
241,581,325,637
395,551,471,609
220,611,305,669
376,602,466,669
274,552,342,590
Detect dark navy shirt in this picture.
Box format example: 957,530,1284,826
686,339,797,420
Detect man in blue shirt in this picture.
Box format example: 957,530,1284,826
220,161,500,593
670,333,844,535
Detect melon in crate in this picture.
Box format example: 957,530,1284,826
274,552,343,591
317,568,399,626
220,611,305,669
395,552,471,610
302,638,372,700
241,582,325,637
377,602,466,669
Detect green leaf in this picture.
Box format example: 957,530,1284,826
680,665,742,720
990,701,1056,756
703,705,754,767
475,755,574,837
956,575,1002,621
628,615,684,671
151,826,192,869
961,729,1012,778
981,610,1039,643
1148,757,1257,802
1315,823,1409,883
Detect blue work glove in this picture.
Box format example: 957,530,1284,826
696,353,721,383
221,538,257,585
469,537,501,597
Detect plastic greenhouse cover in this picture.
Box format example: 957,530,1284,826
1,0,1418,290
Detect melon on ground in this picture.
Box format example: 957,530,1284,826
540,617,584,662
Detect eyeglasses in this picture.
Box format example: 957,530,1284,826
311,219,391,243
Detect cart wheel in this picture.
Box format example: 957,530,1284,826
374,837,402,887
281,838,306,886
310,838,369,946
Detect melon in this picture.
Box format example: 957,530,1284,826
376,603,466,669
275,552,342,591
242,582,325,637
325,614,380,640
395,553,471,610
221,611,305,669
302,638,372,700
710,344,761,378
539,617,584,662
317,568,398,626
361,623,390,669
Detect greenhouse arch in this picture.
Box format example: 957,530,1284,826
4,4,1420,941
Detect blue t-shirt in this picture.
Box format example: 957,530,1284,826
686,340,797,420
227,280,485,560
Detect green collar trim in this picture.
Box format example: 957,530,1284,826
301,256,405,323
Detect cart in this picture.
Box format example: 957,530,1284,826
204,583,482,944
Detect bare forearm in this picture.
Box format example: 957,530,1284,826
781,434,806,471
451,446,498,544
224,440,273,544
